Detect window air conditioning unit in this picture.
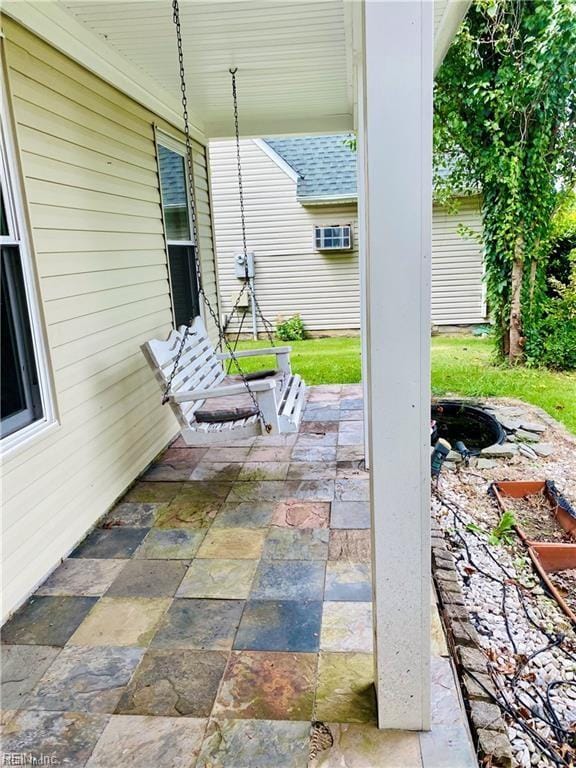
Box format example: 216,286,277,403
314,224,352,251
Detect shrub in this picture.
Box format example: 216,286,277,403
526,259,576,370
276,314,306,341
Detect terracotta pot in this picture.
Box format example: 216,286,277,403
492,480,576,542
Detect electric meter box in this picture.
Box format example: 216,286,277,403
234,252,255,279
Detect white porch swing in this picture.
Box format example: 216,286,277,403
141,0,306,446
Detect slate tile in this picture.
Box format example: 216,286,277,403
157,447,208,466
302,408,340,422
197,718,310,768
295,432,338,447
85,715,207,768
287,462,337,481
315,652,376,723
334,479,369,501
299,421,339,434
320,602,373,653
262,528,329,560
250,560,325,601
68,598,170,647
1,597,97,647
105,560,187,598
71,528,148,559
197,528,266,559
234,600,322,652
419,724,477,768
238,462,290,481
1,710,109,768
26,646,144,713
330,501,370,529
115,649,227,717
1,645,61,709
151,599,244,651
189,462,243,482
123,482,182,503
324,562,372,601
328,530,371,562
311,724,421,768
291,446,337,462
272,500,330,529
142,465,194,481
177,559,257,600
100,502,163,528
226,480,288,502
211,501,276,529
213,651,316,720
283,480,335,502
36,559,126,596
135,528,206,559
247,446,294,462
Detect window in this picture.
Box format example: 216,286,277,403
1,115,51,444
314,224,352,251
157,141,200,326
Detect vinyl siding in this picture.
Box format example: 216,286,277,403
0,19,219,622
209,139,486,331
209,139,360,333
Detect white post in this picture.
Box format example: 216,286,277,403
359,0,433,730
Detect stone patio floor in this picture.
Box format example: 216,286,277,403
1,385,477,767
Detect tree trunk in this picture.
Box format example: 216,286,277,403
508,239,524,364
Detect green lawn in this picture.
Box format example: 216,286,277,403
234,335,576,433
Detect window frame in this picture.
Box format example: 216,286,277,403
0,83,56,455
155,129,203,328
314,224,353,252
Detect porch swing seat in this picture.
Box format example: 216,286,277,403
141,316,306,445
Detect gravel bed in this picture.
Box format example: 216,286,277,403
432,399,576,768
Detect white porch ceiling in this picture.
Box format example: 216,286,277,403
60,0,354,137
3,0,468,139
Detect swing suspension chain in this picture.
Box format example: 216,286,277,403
163,0,271,432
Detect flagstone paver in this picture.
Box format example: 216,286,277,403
197,718,311,768
151,599,244,651
177,558,257,599
315,653,377,724
100,502,162,528
134,528,206,559
36,559,126,597
104,559,187,598
324,562,372,601
1,386,476,768
85,715,207,768
115,649,227,717
234,600,322,653
1,596,97,647
71,528,149,559
320,602,373,653
197,528,266,559
250,560,325,601
262,528,330,560
68,598,170,647
1,645,61,709
0,710,109,768
213,651,316,720
26,645,144,713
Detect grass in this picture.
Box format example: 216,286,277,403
234,335,576,433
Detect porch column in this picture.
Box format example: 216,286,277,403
358,0,433,729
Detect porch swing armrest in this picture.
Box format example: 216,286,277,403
169,378,277,404
216,346,292,360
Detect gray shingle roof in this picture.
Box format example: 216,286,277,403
265,134,356,200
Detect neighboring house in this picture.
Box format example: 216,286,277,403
0,17,217,622
210,135,486,334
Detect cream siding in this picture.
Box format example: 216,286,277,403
209,139,486,332
0,19,219,622
209,140,360,333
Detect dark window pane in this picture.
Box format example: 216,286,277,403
168,244,200,326
1,246,43,437
1,187,8,237
158,145,191,241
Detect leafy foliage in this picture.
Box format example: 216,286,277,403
276,314,306,341
525,257,576,369
435,0,576,364
466,510,517,546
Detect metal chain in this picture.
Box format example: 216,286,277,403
228,68,276,347
163,0,271,431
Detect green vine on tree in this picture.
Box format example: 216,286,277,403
434,0,576,364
